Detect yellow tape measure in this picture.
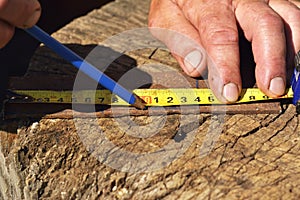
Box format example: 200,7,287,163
12,88,293,106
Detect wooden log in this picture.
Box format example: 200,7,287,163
0,0,299,199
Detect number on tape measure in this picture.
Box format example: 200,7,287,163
12,88,293,106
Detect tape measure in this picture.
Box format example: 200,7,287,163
11,87,293,106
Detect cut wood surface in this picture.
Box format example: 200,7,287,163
1,0,300,199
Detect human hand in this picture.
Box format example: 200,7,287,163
149,0,300,103
0,0,41,48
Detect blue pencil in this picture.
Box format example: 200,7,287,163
25,25,145,109
291,50,300,113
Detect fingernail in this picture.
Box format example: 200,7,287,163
23,2,41,28
269,77,285,96
222,83,239,102
184,50,202,73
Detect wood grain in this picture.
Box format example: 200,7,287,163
0,0,299,199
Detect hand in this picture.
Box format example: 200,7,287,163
0,0,41,48
149,0,300,103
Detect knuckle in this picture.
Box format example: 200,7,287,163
256,12,283,28
198,10,239,45
203,25,239,46
20,1,41,28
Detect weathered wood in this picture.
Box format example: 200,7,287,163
3,102,283,120
1,0,300,199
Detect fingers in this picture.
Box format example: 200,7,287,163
235,0,287,98
269,1,300,65
269,0,300,83
150,0,300,103
149,0,207,77
175,0,241,102
0,0,41,48
0,0,41,28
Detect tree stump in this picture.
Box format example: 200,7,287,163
1,0,300,199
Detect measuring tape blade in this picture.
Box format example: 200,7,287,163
11,88,293,106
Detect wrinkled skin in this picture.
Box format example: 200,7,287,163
149,0,300,103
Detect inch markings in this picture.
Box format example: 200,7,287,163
12,88,293,106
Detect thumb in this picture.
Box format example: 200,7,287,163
149,0,207,77
0,0,41,28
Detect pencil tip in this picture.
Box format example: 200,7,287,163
132,95,146,110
